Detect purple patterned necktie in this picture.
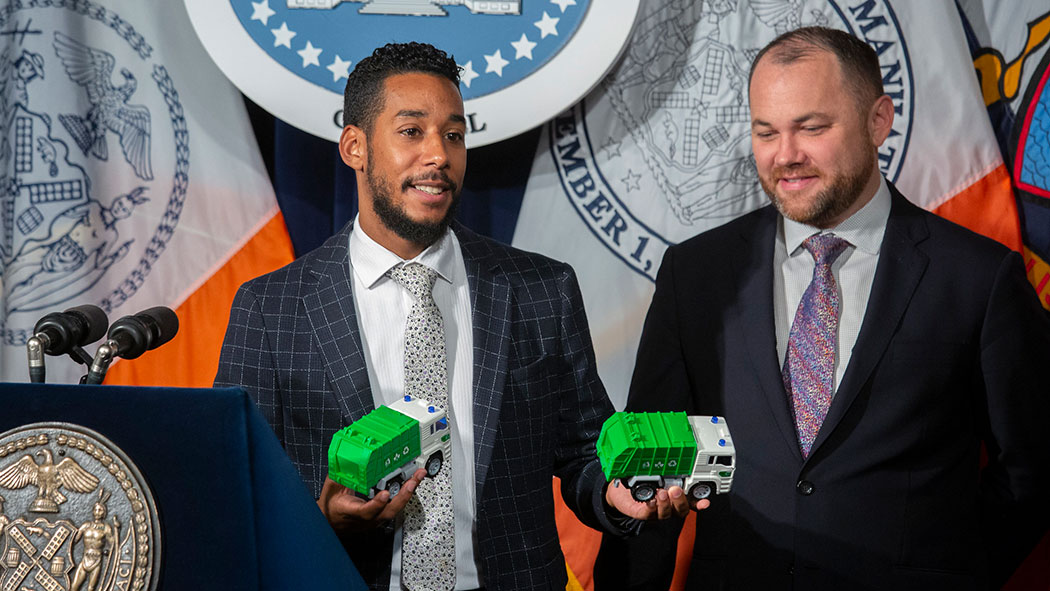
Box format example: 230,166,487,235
783,234,850,458
388,263,455,591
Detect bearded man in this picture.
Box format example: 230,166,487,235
595,26,1050,591
216,42,687,591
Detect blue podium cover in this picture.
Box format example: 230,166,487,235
0,383,366,590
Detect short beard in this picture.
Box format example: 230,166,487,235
762,150,874,228
366,151,460,248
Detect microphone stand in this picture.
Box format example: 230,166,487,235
27,334,94,384
83,341,117,385
26,335,45,384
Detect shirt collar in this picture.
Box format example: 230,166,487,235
349,216,456,288
782,175,891,256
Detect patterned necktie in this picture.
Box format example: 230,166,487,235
782,234,850,458
388,263,455,591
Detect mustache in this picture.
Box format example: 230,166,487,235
770,165,821,180
401,172,458,194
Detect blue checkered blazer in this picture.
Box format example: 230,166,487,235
215,220,621,590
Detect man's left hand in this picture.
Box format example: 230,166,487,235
604,479,710,520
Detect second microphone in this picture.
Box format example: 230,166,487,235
84,307,179,385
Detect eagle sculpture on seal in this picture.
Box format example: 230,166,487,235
52,31,154,180
0,448,99,513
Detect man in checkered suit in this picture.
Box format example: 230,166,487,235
215,42,697,591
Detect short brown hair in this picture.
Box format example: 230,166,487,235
749,26,884,111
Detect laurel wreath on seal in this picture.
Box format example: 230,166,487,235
0,429,156,591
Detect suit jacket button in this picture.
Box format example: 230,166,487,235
796,480,815,495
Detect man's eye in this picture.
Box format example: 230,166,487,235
446,131,464,142
401,128,420,137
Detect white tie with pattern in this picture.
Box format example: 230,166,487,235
388,262,455,591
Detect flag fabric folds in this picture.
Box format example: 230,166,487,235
0,0,293,386
960,0,1050,312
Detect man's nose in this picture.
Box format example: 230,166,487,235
774,134,805,168
421,133,449,168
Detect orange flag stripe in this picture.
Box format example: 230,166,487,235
932,164,1023,252
555,477,603,590
104,212,295,388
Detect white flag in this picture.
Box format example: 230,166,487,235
0,0,293,385
515,0,1019,410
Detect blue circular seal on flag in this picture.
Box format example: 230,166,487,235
0,0,189,346
185,0,641,146
549,0,914,281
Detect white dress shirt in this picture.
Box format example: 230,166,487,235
348,219,482,590
774,176,892,394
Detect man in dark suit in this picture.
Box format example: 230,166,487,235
595,27,1050,590
216,42,690,591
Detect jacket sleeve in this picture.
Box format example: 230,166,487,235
548,263,633,535
595,246,695,590
977,250,1050,586
214,283,285,445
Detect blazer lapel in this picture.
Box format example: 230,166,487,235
454,223,512,500
302,223,375,424
809,188,929,456
731,208,804,458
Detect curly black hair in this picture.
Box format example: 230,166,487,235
342,42,461,133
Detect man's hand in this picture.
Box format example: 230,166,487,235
604,478,710,520
317,468,427,532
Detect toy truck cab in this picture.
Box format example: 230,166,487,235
327,394,452,498
597,412,736,503
680,415,735,500
380,395,451,496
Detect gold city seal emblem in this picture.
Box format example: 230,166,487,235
0,423,160,591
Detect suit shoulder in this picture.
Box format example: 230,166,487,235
456,224,574,282
237,232,346,297
670,205,775,257
906,203,1014,270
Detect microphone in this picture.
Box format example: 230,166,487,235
27,305,109,383
83,307,179,385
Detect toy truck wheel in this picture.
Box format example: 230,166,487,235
631,482,657,502
688,482,713,500
425,452,443,477
385,476,404,497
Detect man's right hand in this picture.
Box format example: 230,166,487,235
317,468,426,532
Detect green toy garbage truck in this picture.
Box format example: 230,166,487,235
327,394,451,498
597,411,735,502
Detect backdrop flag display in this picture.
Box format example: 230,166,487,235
0,0,294,386
961,0,1050,311
186,0,641,147
514,1,1026,588
959,3,1050,587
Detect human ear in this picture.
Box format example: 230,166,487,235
339,125,367,172
868,94,895,146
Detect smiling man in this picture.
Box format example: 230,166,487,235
595,26,1050,591
216,42,688,591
